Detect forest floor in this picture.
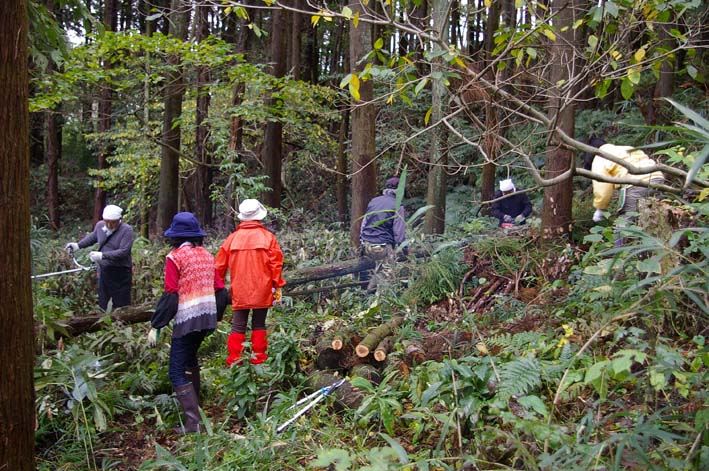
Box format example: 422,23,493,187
93,237,578,469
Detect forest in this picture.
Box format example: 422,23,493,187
0,0,708,469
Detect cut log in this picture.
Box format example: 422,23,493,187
306,370,364,409
403,340,425,366
314,330,358,371
373,336,394,362
350,363,381,385
355,317,404,358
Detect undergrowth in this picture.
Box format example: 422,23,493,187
30,205,708,471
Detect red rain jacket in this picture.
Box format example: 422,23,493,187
215,221,285,309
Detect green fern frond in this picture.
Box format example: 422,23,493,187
497,356,542,399
487,331,547,354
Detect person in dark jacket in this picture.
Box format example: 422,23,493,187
490,179,533,228
65,204,134,310
359,177,406,292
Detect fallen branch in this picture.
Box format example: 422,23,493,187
56,303,154,336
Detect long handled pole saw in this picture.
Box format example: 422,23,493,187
31,252,95,279
276,378,347,433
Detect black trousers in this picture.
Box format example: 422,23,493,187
98,265,132,310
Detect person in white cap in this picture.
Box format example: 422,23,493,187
65,204,135,309
490,178,533,228
215,199,286,367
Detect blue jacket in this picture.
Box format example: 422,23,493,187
360,189,406,246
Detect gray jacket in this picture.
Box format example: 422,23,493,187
79,221,134,269
360,189,406,246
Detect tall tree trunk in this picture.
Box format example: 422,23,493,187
304,15,320,83
0,1,35,469
424,0,449,234
156,0,190,232
45,107,62,229
348,0,377,246
541,0,579,240
44,0,62,229
191,3,213,226
228,4,251,155
261,7,287,210
336,110,350,223
651,21,675,125
290,0,302,81
93,0,117,223
480,0,502,213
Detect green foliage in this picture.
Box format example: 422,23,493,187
402,248,467,306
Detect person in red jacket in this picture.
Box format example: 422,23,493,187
216,199,286,366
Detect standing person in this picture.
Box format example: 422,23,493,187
65,204,134,310
359,177,407,292
489,179,533,228
216,199,286,367
586,137,665,224
147,212,225,434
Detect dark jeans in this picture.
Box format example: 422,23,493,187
231,308,268,334
169,330,209,387
98,266,132,310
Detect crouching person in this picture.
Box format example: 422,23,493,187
147,212,227,433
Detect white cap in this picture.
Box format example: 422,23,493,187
499,179,515,192
238,199,267,221
102,204,123,220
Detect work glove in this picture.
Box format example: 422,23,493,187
272,287,282,306
65,242,79,253
502,214,513,223
592,209,604,223
514,214,526,224
147,328,160,347
89,251,103,262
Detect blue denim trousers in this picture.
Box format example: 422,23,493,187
169,330,209,387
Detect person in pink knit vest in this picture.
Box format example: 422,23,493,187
147,212,227,433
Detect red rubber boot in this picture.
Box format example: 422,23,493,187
226,332,245,367
250,330,268,365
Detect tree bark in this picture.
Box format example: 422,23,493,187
191,3,213,226
289,0,302,81
93,0,117,224
541,0,579,240
348,0,377,247
424,0,449,234
44,0,61,230
45,107,62,230
0,1,35,467
651,21,675,125
262,7,287,210
479,0,502,213
157,0,190,232
336,110,350,223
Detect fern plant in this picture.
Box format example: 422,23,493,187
495,356,543,400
